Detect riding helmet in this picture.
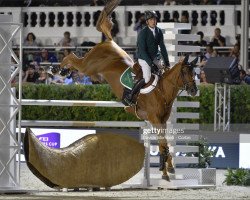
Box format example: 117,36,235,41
145,10,158,21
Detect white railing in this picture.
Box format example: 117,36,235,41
0,5,248,45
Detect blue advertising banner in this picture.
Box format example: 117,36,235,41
36,132,61,148
209,143,239,169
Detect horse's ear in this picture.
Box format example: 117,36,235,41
183,54,189,64
190,56,199,67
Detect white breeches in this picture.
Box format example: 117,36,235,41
138,59,151,84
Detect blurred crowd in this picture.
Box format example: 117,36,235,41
8,0,249,86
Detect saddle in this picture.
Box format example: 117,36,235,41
120,62,161,106
132,62,162,81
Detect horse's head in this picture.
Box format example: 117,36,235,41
180,55,198,96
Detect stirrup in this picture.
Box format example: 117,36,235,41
123,97,135,106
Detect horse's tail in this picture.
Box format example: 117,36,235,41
96,0,121,41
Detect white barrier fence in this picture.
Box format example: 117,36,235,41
21,99,146,128
20,96,201,188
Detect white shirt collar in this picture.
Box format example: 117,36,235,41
148,26,155,32
148,26,156,36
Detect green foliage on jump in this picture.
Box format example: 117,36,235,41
19,84,250,124
187,137,215,168
21,83,138,122
224,168,250,186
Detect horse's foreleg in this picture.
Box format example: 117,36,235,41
158,134,174,177
148,115,174,181
159,109,176,176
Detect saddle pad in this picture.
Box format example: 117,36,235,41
120,67,135,90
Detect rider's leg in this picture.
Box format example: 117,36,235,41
138,59,151,84
126,59,150,104
126,79,145,103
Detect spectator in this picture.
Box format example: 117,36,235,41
211,28,226,46
229,43,240,59
36,68,50,84
179,13,191,45
58,49,72,62
58,31,76,47
65,71,92,85
194,31,207,46
23,64,39,83
204,44,214,59
50,73,64,84
200,70,208,84
77,72,93,85
23,33,38,64
35,49,58,64
134,13,147,34
24,32,39,46
240,70,250,85
197,59,207,68
163,0,177,5
180,13,190,34
211,49,218,57
63,49,72,57
64,70,79,85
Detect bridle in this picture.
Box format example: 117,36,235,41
180,64,197,94
155,63,197,109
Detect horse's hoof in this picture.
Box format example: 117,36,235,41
168,167,175,174
162,175,170,182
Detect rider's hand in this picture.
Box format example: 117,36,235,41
151,63,159,71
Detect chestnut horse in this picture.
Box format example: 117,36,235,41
60,0,198,181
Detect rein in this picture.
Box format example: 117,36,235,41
134,64,195,119
156,65,195,109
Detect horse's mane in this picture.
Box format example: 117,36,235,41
162,61,182,79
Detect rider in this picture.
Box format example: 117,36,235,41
126,10,170,104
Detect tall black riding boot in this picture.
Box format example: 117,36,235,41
126,79,145,105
